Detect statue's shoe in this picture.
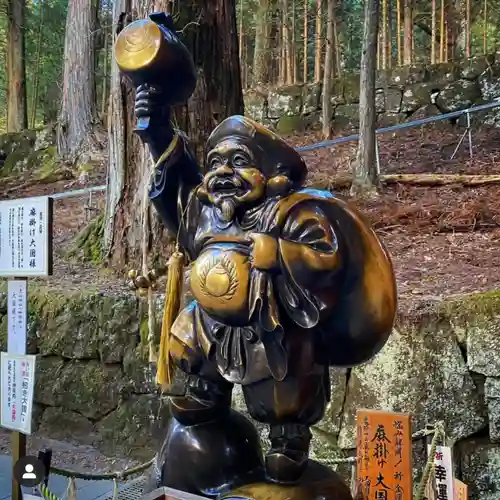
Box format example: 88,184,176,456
144,409,265,497
264,450,308,484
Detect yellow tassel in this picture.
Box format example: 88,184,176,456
156,249,185,390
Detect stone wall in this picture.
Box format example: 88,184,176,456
0,289,167,461
2,287,500,498
244,54,500,133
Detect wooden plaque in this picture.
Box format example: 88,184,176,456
356,409,413,500
454,479,468,500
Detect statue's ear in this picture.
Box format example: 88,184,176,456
196,185,210,204
266,174,292,197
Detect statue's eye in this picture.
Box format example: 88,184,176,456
232,153,249,167
210,156,223,169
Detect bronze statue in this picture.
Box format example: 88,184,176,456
115,12,397,500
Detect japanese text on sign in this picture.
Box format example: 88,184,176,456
0,353,36,435
0,196,52,277
7,280,27,355
356,410,413,500
428,445,454,500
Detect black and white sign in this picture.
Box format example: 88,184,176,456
7,280,27,355
0,196,53,277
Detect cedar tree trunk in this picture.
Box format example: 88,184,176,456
321,0,335,139
252,0,272,85
57,0,99,161
351,0,380,198
7,0,28,132
104,0,243,271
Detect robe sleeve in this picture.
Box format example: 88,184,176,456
149,131,204,260
263,202,342,330
278,204,341,291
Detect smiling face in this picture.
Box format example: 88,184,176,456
202,139,267,221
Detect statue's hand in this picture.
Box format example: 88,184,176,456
247,233,278,272
135,83,169,123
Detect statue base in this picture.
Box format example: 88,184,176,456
143,409,353,500
219,460,354,500
141,461,353,500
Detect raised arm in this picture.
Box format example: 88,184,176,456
134,84,203,256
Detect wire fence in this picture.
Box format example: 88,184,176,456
45,99,500,203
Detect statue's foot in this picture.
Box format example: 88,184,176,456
265,449,308,484
151,409,265,496
265,423,311,484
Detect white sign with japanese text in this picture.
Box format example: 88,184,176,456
0,196,52,277
428,445,454,500
0,353,36,435
7,280,27,355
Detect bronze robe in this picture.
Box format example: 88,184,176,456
150,134,396,387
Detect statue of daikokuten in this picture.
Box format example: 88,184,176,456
115,12,397,500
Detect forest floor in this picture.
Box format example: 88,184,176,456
1,122,500,471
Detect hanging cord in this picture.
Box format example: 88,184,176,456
156,187,199,390
139,134,181,364
414,421,445,500
63,477,77,500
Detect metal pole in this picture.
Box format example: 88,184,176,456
375,136,381,176
451,111,473,160
467,111,473,158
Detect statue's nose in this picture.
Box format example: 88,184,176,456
214,165,233,176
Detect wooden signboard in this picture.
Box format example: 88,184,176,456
356,409,413,500
454,479,468,500
0,196,53,277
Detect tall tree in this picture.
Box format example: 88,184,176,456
253,0,272,85
351,0,379,197
482,0,487,54
57,0,99,161
292,0,298,83
322,0,335,139
396,0,402,64
303,0,308,81
283,0,293,84
7,0,28,132
381,0,388,68
104,0,244,270
465,0,470,57
439,0,445,61
431,0,436,63
30,0,45,128
314,0,322,81
403,0,412,64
